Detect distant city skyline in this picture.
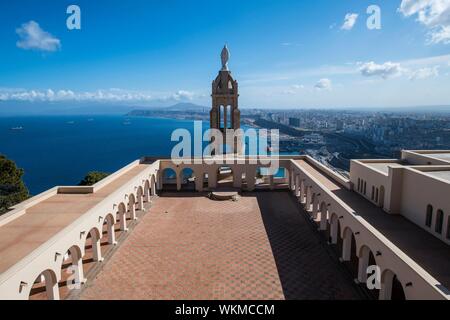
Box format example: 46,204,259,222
0,0,450,110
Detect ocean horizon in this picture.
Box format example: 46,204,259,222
0,115,208,195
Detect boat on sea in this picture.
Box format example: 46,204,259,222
10,126,23,130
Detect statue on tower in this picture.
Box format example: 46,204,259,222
221,45,230,71
211,45,242,155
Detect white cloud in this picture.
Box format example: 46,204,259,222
170,90,196,101
359,61,405,79
409,66,439,79
314,78,332,90
0,88,201,103
16,21,61,52
399,0,450,44
341,13,359,30
282,84,304,94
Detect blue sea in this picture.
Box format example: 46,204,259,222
0,115,209,195
0,115,292,195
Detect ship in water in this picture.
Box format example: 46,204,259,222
10,126,23,130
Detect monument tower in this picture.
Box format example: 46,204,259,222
210,45,241,154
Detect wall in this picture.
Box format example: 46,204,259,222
400,169,450,245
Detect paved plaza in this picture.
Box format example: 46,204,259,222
80,191,362,300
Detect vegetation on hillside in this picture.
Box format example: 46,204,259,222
0,155,29,214
78,171,110,186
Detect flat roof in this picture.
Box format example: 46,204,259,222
364,162,404,175
0,164,149,275
424,171,450,183
295,159,450,290
425,153,450,162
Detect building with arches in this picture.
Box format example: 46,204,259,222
0,151,449,300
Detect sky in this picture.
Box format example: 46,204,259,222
0,0,449,110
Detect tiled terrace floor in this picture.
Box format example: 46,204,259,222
80,191,362,300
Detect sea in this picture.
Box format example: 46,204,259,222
0,115,210,195
0,115,289,195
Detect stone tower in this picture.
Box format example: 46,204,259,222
210,45,241,154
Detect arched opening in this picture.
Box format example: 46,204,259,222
143,180,151,203
114,202,127,243
380,269,406,300
299,179,306,204
379,186,385,208
59,245,84,299
150,175,157,196
358,245,379,299
161,168,177,191
136,187,144,212
336,220,343,254
29,269,59,300
127,193,136,222
181,168,196,191
319,202,328,230
219,105,225,129
241,172,247,190
82,228,102,276
426,204,433,227
255,167,271,188
101,214,116,255
310,192,316,215
329,213,339,244
217,166,233,188
436,209,444,234
203,172,209,189
272,167,289,189
304,186,314,212
342,227,358,278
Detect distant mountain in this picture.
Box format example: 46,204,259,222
127,103,208,116
0,101,136,116
164,103,208,111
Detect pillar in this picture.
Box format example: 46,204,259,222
306,187,312,211
342,231,352,261
107,217,117,245
246,168,256,191
68,247,86,287
269,175,274,190
44,271,60,300
357,249,370,283
320,206,328,231
379,271,394,300
119,208,128,232
91,231,103,262
176,174,181,191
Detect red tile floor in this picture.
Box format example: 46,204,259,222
79,191,362,300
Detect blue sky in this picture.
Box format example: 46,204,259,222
0,0,449,109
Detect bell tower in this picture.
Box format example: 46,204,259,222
210,45,241,154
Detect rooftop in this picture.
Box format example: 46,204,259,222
363,162,405,175
295,159,450,290
423,170,450,183
79,192,361,300
0,164,149,275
